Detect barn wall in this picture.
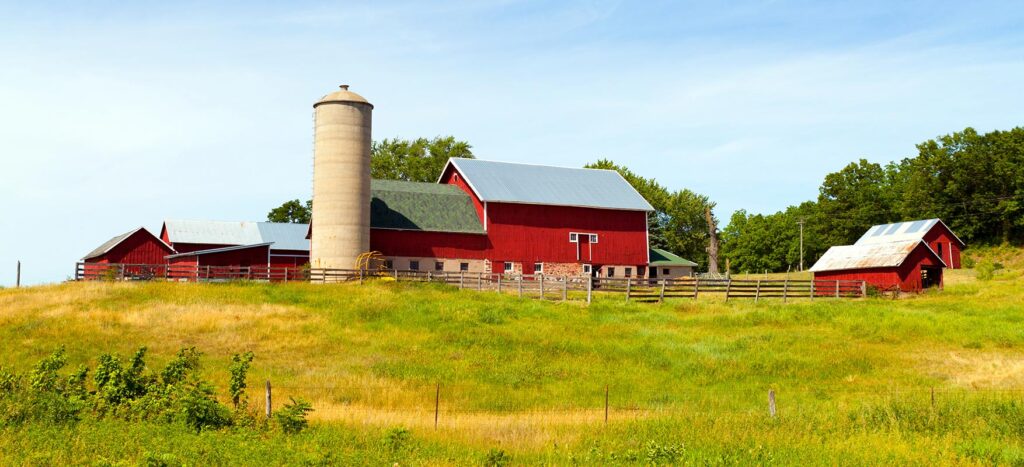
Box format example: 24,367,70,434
486,203,649,267
814,243,944,292
370,229,490,259
194,246,271,267
923,225,962,269
269,249,310,268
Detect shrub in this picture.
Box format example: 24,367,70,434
483,448,511,466
229,351,254,409
383,427,412,452
180,380,232,432
977,260,996,281
274,397,313,434
962,256,976,269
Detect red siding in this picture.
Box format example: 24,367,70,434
85,229,174,264
370,229,490,259
922,224,963,269
269,249,310,268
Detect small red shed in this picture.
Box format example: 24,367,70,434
165,243,272,280
855,219,965,269
810,240,946,292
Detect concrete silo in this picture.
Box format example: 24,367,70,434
311,85,373,270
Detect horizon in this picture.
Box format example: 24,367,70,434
3,1,1023,285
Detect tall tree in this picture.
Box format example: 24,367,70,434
267,199,312,224
586,159,716,269
370,136,474,182
814,159,898,247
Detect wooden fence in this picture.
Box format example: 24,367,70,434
75,262,866,304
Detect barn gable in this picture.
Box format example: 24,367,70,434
82,227,174,262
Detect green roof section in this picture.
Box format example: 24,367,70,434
370,179,485,234
649,248,698,267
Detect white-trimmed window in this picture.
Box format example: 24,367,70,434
459,262,469,272
435,261,444,271
504,262,514,273
607,267,616,278
625,267,633,278
582,264,592,275
569,232,579,243
589,234,598,243
534,263,543,274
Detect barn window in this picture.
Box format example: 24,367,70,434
569,232,578,243
410,260,419,271
663,268,670,275
384,260,393,269
607,267,615,278
582,264,592,275
625,267,633,278
504,262,513,273
534,263,543,274
459,262,469,272
435,261,444,271
589,234,598,243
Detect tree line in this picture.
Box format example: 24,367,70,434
271,126,1023,272
722,127,1024,273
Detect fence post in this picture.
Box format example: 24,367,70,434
809,279,814,299
477,272,482,290
586,276,593,304
460,271,465,289
265,380,272,419
625,278,631,303
359,268,364,285
394,269,399,281
434,382,440,430
783,278,789,303
835,280,840,298
768,389,776,418
659,279,666,303
861,281,867,298
518,275,523,298
562,275,568,301
724,278,731,302
931,387,935,409
755,280,761,303
693,277,699,300
16,261,20,288
539,274,545,299
497,274,502,293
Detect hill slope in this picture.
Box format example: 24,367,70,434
2,255,1023,464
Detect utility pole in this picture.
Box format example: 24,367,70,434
797,219,805,272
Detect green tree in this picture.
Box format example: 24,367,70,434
814,159,898,247
267,199,312,224
586,159,715,269
370,136,474,182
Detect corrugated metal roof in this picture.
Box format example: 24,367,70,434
444,159,654,211
370,179,484,233
256,222,312,251
855,218,964,246
82,228,143,260
809,239,945,272
648,248,698,267
163,220,310,251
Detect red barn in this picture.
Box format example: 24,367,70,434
811,240,947,292
855,219,965,269
368,159,655,278
160,220,310,267
80,227,176,279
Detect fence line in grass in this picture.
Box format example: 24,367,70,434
73,261,866,304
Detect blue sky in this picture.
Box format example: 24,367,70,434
2,1,1023,285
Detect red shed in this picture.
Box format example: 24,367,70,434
855,219,965,269
165,243,272,280
82,227,175,264
810,240,946,292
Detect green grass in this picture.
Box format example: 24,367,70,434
2,250,1023,465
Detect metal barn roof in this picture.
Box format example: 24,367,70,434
648,248,698,267
163,220,310,251
855,218,964,246
443,159,654,211
809,239,945,273
165,243,273,259
370,180,484,234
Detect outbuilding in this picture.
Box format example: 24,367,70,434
855,219,965,269
647,248,697,279
810,239,946,292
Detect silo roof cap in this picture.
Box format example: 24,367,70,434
314,84,373,108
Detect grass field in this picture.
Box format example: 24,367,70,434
2,247,1023,465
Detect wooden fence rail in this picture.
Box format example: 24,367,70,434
74,262,866,304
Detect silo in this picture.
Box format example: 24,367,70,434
311,85,373,271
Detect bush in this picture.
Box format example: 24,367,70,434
483,448,511,466
977,260,996,281
383,427,412,452
962,256,976,269
275,397,313,434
